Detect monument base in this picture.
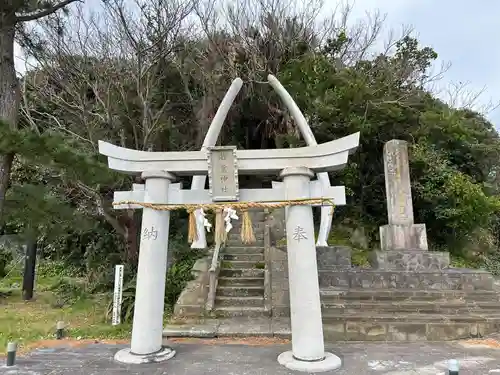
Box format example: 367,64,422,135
277,351,342,373
370,250,450,271
114,346,176,364
380,223,428,251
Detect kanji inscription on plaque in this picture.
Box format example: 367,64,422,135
207,146,239,202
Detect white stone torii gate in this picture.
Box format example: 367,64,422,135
98,132,359,372
190,75,334,249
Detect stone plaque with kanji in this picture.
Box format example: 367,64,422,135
207,146,239,201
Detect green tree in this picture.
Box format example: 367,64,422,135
277,36,500,254
0,0,80,226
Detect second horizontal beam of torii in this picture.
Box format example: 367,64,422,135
113,181,346,210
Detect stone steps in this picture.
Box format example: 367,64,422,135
227,233,265,240
322,311,500,323
223,246,265,254
217,286,265,297
219,268,264,278
226,239,265,246
218,277,264,286
228,228,265,236
213,210,268,319
212,306,268,318
320,288,500,302
221,260,265,269
321,300,500,314
314,286,500,341
319,269,494,290
222,253,264,262
230,223,266,231
215,296,264,307
321,312,500,341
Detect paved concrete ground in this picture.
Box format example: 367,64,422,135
2,341,500,374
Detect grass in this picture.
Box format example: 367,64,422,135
0,260,133,351
0,290,132,350
327,228,372,268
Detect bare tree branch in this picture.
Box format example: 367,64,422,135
16,0,82,22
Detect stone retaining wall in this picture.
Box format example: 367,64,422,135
173,256,211,318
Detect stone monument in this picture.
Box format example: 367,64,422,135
371,140,450,270
99,129,359,371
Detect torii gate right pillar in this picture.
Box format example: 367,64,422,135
277,167,342,372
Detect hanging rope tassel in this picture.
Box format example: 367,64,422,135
240,209,256,244
187,208,198,244
214,208,226,244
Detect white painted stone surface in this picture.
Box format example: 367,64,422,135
114,346,176,364
277,351,341,372
191,78,243,249
97,132,360,175
129,171,175,357
112,264,124,326
114,181,346,209
279,167,329,365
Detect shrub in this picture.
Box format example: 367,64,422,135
0,248,13,279
106,237,205,323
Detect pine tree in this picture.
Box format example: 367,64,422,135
0,0,80,225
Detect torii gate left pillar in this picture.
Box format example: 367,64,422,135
114,171,177,363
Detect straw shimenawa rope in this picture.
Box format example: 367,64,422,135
114,198,335,244
240,209,256,244
186,208,198,243
214,208,227,245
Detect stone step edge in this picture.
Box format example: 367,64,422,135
218,277,265,282
320,288,500,296
220,262,264,267
223,248,265,252
322,306,500,313
220,269,265,273
216,296,264,301
162,318,500,340
322,313,500,322
321,301,500,307
213,306,267,311
217,286,265,290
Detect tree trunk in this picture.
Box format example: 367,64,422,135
124,214,139,265
0,15,20,224
22,237,38,301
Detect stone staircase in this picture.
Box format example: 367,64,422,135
313,246,500,341
171,208,500,341
319,287,500,341
213,211,270,318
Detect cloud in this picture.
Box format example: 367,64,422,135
341,0,500,126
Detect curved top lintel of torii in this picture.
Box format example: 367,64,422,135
98,131,359,176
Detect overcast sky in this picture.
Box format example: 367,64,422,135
343,0,500,127
15,0,500,128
